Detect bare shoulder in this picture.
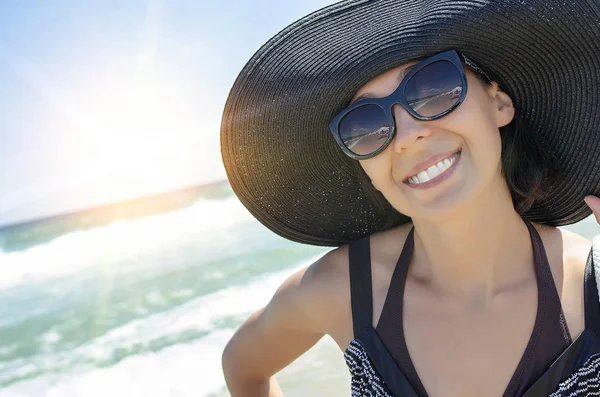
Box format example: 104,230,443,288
274,244,353,345
532,222,591,269
281,224,414,349
221,247,354,383
558,226,592,278
559,227,592,296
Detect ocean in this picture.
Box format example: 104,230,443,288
0,183,597,397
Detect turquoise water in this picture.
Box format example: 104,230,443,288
0,188,327,396
0,184,597,396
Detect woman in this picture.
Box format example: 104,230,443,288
220,1,600,396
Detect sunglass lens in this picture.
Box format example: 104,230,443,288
339,104,392,156
405,61,463,118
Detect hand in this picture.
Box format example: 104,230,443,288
584,195,600,224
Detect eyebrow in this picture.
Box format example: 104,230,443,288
349,64,418,105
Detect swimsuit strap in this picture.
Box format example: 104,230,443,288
504,219,572,396
348,236,374,337
523,219,571,343
375,220,572,397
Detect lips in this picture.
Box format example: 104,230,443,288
403,149,462,189
403,149,462,182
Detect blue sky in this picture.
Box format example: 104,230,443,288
0,0,337,225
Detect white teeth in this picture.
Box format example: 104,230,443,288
427,164,442,179
408,152,459,185
417,170,430,183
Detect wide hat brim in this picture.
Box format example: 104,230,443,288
221,0,600,246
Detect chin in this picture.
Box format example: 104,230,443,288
387,177,478,222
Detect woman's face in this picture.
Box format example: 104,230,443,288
355,63,515,222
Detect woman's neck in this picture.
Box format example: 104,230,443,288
410,183,535,306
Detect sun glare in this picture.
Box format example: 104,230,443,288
1,1,225,221
60,72,211,205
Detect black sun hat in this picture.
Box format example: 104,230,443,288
220,0,600,246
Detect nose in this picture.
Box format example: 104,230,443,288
390,104,432,152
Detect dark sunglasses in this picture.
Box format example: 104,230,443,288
329,50,489,160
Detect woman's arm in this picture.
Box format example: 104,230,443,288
222,249,348,397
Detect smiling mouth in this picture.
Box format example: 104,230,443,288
404,150,462,186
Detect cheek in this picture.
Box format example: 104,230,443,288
358,159,384,191
359,155,403,196
477,102,504,158
469,120,504,179
461,89,503,157
359,156,411,210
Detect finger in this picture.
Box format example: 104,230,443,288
584,195,600,224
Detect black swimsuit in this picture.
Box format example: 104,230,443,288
344,220,600,396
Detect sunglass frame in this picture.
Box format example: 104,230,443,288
329,49,469,160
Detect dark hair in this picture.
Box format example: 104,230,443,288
354,79,560,216
483,76,561,214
